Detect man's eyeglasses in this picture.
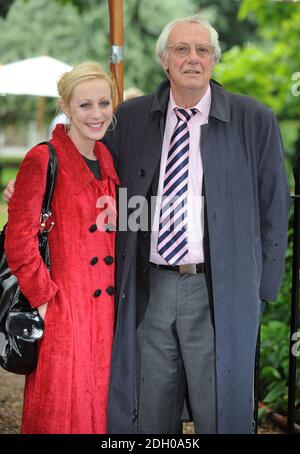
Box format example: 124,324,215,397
167,44,214,58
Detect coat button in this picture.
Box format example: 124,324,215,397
144,231,150,239
139,169,145,177
89,224,97,233
106,286,115,296
104,256,114,265
132,408,138,422
94,289,101,297
121,250,126,258
90,257,98,266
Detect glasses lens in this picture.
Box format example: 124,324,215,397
171,44,213,58
196,45,212,57
173,45,190,57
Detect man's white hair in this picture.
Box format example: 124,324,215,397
155,15,221,64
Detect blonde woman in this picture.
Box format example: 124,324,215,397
5,62,119,434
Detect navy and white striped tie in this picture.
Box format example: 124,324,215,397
157,107,197,265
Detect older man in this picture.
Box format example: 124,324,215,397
104,15,290,434
4,15,290,434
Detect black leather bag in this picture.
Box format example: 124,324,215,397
0,142,58,374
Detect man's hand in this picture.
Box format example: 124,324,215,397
38,303,48,321
3,179,15,204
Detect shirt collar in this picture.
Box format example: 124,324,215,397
150,79,230,123
169,85,211,120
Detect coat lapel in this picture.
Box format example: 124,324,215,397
130,81,169,199
51,125,119,195
119,83,170,298
131,116,163,199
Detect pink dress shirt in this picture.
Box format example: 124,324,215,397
150,86,211,265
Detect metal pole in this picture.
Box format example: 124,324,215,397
287,156,300,433
108,0,124,108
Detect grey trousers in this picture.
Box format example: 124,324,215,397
137,266,217,434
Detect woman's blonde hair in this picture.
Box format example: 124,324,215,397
57,61,114,106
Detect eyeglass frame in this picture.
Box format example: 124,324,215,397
166,43,215,59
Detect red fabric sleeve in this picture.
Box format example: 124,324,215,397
5,145,59,308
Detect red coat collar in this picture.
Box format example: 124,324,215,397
51,124,119,192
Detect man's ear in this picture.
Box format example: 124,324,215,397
160,56,169,77
160,55,169,71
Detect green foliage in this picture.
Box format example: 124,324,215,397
0,202,8,229
0,0,110,67
0,0,14,18
258,405,269,423
214,0,300,170
122,0,195,91
238,0,299,28
0,163,19,228
55,0,100,12
215,44,285,113
259,315,300,417
259,224,300,421
209,1,300,227
191,0,257,50
0,0,195,123
220,0,300,138
0,0,112,122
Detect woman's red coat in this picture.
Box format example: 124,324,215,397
5,125,119,434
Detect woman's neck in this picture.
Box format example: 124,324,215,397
67,126,97,160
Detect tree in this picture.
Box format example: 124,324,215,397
191,0,257,50
0,0,14,18
214,0,300,160
0,0,111,123
0,0,195,125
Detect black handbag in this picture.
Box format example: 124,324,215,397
0,142,58,374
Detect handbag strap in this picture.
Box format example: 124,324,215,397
38,142,58,221
36,142,58,269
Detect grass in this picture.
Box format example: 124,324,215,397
0,163,20,229
0,202,7,229
0,164,20,185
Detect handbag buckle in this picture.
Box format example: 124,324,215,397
40,212,55,233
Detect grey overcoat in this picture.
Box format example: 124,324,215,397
104,80,290,434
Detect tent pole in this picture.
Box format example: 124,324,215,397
108,0,124,108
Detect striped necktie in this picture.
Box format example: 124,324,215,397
157,107,197,265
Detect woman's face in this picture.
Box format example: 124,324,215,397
63,78,113,147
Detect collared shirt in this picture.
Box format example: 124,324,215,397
150,85,211,265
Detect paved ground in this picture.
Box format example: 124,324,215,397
0,366,283,434
0,368,24,434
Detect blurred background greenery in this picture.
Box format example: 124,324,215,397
0,0,299,426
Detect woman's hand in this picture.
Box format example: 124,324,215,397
3,179,15,203
38,303,48,321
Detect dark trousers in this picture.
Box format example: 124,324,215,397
137,266,217,434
